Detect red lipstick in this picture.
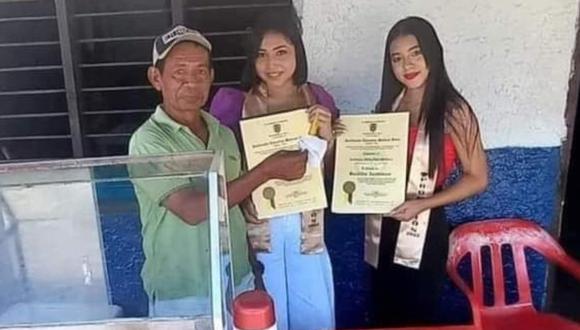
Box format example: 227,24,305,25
404,72,420,80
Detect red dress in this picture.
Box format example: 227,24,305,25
408,127,458,187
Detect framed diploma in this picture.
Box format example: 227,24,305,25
331,112,409,214
239,108,327,219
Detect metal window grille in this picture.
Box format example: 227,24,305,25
0,0,292,160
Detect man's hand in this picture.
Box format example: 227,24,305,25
240,198,264,224
164,151,308,226
259,150,308,181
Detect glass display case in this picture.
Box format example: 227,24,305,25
0,151,234,330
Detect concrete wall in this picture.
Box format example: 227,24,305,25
299,0,578,148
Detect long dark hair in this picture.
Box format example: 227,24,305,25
378,16,477,177
241,8,308,91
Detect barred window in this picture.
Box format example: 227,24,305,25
0,0,293,160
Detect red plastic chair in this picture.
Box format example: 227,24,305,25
447,219,580,330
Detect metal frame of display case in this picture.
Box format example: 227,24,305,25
0,151,231,330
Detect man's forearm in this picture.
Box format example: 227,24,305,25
164,164,270,225
226,164,270,207
164,150,307,225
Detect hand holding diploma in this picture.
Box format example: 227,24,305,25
331,112,409,214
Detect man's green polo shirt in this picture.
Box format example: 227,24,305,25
129,105,251,300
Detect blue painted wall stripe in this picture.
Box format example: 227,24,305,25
97,146,561,326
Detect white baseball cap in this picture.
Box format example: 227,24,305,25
152,25,212,66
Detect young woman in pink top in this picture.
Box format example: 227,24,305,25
211,11,338,330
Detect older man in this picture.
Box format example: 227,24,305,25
129,25,307,317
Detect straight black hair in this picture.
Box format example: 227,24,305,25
241,8,308,90
378,16,476,177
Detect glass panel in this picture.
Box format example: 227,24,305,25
208,151,234,329
0,152,228,329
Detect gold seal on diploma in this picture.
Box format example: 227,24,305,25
262,187,276,209
239,108,328,219
342,181,356,204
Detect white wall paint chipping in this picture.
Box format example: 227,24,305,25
299,0,579,148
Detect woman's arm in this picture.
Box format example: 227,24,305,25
390,104,489,221
423,104,488,209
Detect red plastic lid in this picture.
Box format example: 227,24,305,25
233,290,276,330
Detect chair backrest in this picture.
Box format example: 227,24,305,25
447,219,580,320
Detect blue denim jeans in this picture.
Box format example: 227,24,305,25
257,213,335,330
